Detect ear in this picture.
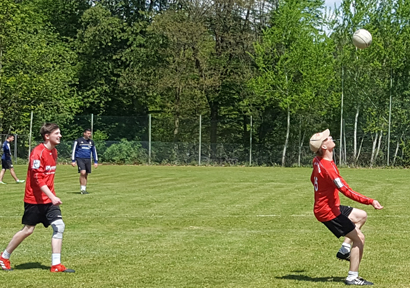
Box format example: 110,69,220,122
321,144,327,150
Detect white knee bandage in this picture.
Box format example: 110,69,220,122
51,219,65,239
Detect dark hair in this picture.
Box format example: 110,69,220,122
84,128,91,133
40,123,60,141
6,134,14,139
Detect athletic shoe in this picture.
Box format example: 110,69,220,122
0,181,6,185
337,251,350,261
0,254,12,271
81,190,89,194
50,264,75,273
16,180,25,184
345,276,373,285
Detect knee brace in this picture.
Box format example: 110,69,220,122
51,219,65,239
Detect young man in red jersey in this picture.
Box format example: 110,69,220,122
0,123,74,273
309,129,383,286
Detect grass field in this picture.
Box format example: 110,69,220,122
0,165,408,287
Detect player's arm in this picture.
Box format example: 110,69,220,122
40,185,62,206
323,164,376,206
71,140,78,167
92,141,98,168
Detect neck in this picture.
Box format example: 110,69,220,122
321,150,333,161
43,141,55,150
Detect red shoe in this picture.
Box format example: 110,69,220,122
50,263,75,273
0,253,12,271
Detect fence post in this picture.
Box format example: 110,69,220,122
14,134,17,164
199,115,202,166
91,113,94,134
149,114,151,165
249,115,252,166
28,111,33,161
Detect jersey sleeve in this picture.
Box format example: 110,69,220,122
30,150,47,188
326,163,374,205
71,139,78,162
91,140,98,163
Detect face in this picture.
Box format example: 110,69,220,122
45,129,62,146
321,136,335,151
84,131,92,139
7,136,14,142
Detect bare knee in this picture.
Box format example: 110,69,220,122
349,208,367,227
21,226,35,237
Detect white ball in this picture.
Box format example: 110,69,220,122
352,29,372,49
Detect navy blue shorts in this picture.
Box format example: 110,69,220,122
1,159,13,170
77,158,91,174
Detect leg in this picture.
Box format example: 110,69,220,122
9,168,19,182
0,168,6,182
343,227,373,285
79,171,88,186
49,219,74,273
342,208,368,247
345,227,365,272
5,225,35,254
51,219,65,254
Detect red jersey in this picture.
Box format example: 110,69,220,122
24,143,58,204
310,156,373,222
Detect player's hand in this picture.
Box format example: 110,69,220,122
94,163,98,168
372,200,383,210
71,162,76,167
51,196,62,206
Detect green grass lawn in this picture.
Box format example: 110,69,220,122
0,165,408,287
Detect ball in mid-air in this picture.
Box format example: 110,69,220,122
352,29,372,49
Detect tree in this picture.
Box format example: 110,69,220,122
251,0,336,166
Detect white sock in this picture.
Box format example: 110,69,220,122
81,185,86,191
339,242,351,254
52,253,61,266
2,250,11,259
347,271,359,280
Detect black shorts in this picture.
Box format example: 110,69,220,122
77,158,91,174
1,159,13,170
322,205,355,238
22,203,62,228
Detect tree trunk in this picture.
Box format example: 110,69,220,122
370,131,378,168
393,137,400,166
374,131,383,165
210,101,218,159
353,106,359,166
282,105,290,167
356,136,364,164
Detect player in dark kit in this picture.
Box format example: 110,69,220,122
309,129,383,286
0,134,25,184
0,123,75,273
71,128,98,194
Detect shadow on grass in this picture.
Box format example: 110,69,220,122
14,262,49,270
276,274,344,283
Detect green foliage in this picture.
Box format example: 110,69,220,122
102,139,147,164
0,0,80,135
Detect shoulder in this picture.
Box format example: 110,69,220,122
32,144,46,157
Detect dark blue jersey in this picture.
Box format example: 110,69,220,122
1,140,11,161
71,137,98,163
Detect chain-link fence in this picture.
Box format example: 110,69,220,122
2,114,409,167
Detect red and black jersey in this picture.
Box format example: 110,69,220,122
310,156,373,222
24,143,58,204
